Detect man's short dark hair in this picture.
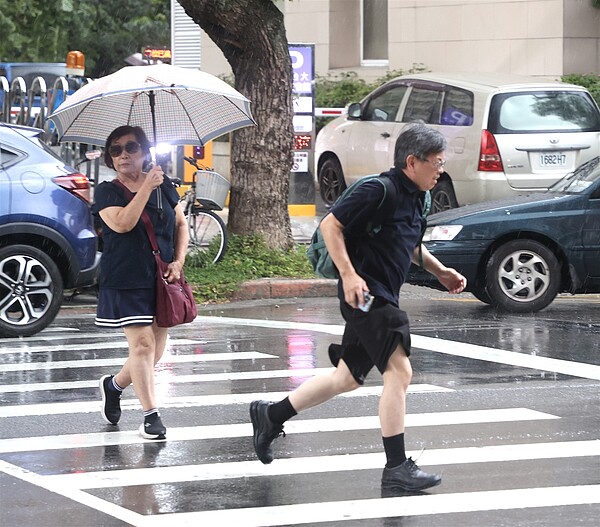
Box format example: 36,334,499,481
394,122,447,169
104,126,152,169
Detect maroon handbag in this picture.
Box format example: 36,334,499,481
113,180,197,328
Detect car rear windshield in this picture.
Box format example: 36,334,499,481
488,91,600,133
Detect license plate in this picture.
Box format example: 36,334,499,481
539,152,567,167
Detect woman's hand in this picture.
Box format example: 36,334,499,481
163,260,184,283
142,164,164,192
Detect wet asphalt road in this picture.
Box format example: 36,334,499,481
0,286,599,526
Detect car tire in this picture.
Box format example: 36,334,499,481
485,240,561,313
430,179,458,214
0,245,64,337
318,157,347,206
470,286,492,305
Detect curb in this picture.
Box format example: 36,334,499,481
231,278,337,301
60,278,338,314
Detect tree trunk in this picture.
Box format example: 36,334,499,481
177,0,294,249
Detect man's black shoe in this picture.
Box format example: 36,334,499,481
249,400,285,464
381,457,441,491
99,374,121,425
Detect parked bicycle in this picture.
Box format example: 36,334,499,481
179,156,229,264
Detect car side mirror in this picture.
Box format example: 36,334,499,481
347,102,362,120
74,149,102,168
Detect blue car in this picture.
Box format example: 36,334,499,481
408,156,600,312
0,123,100,336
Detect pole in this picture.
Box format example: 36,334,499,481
149,90,163,218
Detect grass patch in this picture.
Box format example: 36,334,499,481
184,233,314,303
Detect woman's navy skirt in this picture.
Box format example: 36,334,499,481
95,287,155,328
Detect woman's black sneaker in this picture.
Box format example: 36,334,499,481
139,412,166,440
99,375,121,425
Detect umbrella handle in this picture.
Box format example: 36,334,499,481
148,90,162,219
156,187,163,219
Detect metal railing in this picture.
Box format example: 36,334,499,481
0,74,100,182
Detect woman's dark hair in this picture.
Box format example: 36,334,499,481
104,125,152,169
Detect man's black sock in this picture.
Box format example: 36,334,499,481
267,396,297,425
383,433,407,468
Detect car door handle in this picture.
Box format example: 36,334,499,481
380,132,391,138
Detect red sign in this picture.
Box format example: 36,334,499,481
294,135,312,150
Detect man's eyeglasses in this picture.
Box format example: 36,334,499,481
109,141,141,158
422,158,446,169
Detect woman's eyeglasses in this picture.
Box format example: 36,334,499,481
109,141,141,158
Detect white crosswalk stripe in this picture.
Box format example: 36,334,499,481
0,318,598,527
0,408,558,453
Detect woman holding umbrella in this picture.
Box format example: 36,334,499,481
94,125,189,440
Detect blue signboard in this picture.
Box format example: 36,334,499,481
289,45,314,95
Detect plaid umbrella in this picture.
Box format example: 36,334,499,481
49,63,255,148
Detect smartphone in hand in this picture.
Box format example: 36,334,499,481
358,292,374,312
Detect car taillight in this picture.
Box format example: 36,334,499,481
478,130,504,171
53,173,91,203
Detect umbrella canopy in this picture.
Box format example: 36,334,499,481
49,64,255,147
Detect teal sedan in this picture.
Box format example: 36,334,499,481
408,156,600,312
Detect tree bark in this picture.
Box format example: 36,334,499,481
177,0,294,249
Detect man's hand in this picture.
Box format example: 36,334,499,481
436,267,467,294
414,244,467,294
341,271,369,309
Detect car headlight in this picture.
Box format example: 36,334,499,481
423,225,463,241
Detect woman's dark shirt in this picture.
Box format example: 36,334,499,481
92,178,180,289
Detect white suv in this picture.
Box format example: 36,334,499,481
315,72,600,213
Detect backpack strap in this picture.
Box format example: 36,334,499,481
366,175,397,236
423,190,432,218
417,191,431,267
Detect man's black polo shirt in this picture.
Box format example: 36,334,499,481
330,167,426,307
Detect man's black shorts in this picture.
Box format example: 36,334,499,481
334,298,411,385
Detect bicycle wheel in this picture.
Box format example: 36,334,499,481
186,209,228,265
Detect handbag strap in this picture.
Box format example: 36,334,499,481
112,179,160,254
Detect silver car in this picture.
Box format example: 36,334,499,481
315,72,600,213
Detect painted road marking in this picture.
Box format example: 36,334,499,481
0,351,276,373
0,338,204,355
45,440,597,489
0,367,336,393
0,408,552,453
142,485,600,527
0,384,448,418
1,457,597,527
0,331,123,344
194,316,600,380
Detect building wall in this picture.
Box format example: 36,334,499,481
563,0,600,74
197,0,600,80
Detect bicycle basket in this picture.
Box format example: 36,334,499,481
196,170,230,209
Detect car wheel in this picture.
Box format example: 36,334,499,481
318,157,347,206
485,240,561,313
0,245,64,337
430,180,458,214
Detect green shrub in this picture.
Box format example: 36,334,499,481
184,233,314,303
561,73,600,108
